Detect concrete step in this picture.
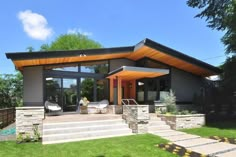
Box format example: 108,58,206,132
148,125,171,132
149,129,173,134
43,119,125,129
43,128,132,144
43,123,129,135
149,120,167,126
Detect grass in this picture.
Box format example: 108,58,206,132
0,134,178,157
182,121,236,138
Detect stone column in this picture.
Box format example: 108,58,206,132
16,107,44,138
123,105,149,133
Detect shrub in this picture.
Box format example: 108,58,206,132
180,110,190,115
163,89,177,114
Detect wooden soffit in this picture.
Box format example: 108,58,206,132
107,66,169,80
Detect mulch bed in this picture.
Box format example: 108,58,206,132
156,143,208,157
209,136,236,145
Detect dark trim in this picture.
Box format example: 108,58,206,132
44,70,105,79
141,38,222,74
6,46,134,60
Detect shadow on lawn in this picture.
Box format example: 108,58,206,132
206,120,236,130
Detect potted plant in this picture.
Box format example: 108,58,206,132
80,97,89,114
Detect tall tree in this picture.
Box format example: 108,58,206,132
40,33,102,51
187,0,236,54
0,72,23,108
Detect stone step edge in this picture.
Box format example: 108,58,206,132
43,119,124,126
185,141,219,148
148,129,173,133
43,133,134,145
43,123,127,132
43,128,132,138
148,125,170,127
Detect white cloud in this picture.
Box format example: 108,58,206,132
18,10,53,40
67,28,93,36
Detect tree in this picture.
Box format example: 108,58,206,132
26,46,34,52
40,33,102,51
187,0,236,54
0,72,23,108
220,56,236,93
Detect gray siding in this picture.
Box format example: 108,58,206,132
171,67,204,102
23,66,44,106
109,59,135,72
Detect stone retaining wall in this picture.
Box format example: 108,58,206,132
123,105,149,133
157,114,205,130
107,105,123,114
16,107,44,137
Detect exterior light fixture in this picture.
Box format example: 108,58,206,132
79,52,86,57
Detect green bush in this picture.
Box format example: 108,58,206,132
180,110,190,115
163,89,177,114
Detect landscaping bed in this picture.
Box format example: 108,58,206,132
156,143,208,157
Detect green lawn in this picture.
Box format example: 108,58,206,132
182,121,236,138
0,134,177,157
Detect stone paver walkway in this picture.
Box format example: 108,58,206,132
151,129,236,157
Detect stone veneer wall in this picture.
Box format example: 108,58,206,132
16,107,44,137
107,105,123,114
157,114,205,130
123,105,149,133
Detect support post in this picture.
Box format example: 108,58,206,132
109,78,114,103
117,77,122,105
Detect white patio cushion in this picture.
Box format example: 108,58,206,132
48,105,61,111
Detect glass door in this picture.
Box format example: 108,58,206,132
45,77,78,112
45,77,62,107
62,78,78,112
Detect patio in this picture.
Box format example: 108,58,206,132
44,113,122,123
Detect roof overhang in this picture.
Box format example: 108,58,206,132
107,66,169,80
5,38,222,77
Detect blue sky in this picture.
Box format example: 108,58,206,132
0,0,225,74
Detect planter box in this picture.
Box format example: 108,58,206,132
157,114,205,130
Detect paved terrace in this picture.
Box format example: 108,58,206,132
44,113,122,123
152,129,236,157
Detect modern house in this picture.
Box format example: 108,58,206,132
6,38,221,113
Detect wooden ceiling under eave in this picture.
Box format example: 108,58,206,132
126,46,214,77
14,52,131,70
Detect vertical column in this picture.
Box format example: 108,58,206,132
117,77,122,105
109,78,114,103
130,80,136,99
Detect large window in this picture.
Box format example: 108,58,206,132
96,79,108,101
45,63,79,72
45,77,62,107
63,79,77,111
137,80,145,102
81,61,108,74
44,60,109,112
80,77,94,101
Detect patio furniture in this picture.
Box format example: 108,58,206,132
79,99,109,114
45,101,62,115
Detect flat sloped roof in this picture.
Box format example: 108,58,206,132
6,38,222,76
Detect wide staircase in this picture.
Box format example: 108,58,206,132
43,116,133,144
148,113,172,133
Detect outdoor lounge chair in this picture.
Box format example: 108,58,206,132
45,101,62,115
79,99,109,114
